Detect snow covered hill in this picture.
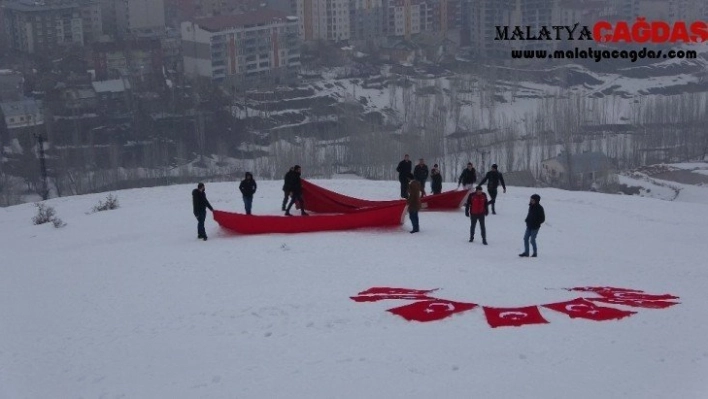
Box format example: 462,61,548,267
2,178,708,398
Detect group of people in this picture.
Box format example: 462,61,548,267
399,154,545,256
191,159,546,257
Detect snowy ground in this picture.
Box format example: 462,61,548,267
1,177,708,398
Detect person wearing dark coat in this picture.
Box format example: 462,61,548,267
465,186,489,244
396,154,413,198
430,164,443,194
520,194,545,257
285,165,309,216
457,162,477,189
239,172,257,215
407,174,422,233
282,166,295,211
192,182,214,241
479,164,507,214
413,158,429,196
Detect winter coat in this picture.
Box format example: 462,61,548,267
414,164,429,183
525,203,545,230
431,172,443,194
285,170,302,195
407,180,422,212
192,189,213,215
239,178,257,197
458,168,477,186
465,192,489,217
283,170,296,192
397,159,412,179
480,170,506,191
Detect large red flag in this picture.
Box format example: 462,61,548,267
586,297,680,309
542,298,637,321
351,287,439,302
569,286,679,301
387,300,478,322
483,306,549,328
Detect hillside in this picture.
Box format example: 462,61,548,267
2,178,708,398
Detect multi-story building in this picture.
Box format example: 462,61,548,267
386,0,430,39
349,0,384,42
79,0,102,43
669,0,708,20
2,0,84,54
93,39,164,88
297,0,350,42
181,9,301,87
102,0,166,39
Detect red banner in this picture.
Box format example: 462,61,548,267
483,306,549,328
542,298,636,321
388,300,478,322
351,287,439,303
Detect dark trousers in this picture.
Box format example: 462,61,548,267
523,228,539,255
243,196,253,215
195,211,207,238
287,192,305,214
470,215,486,240
399,177,408,198
409,210,419,232
282,191,289,210
488,188,498,212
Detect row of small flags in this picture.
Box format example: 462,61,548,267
350,286,680,327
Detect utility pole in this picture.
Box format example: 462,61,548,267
35,133,49,200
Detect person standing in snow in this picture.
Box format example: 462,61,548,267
479,164,506,214
430,164,443,194
464,186,489,244
285,165,309,216
396,154,412,198
407,174,421,233
192,182,214,241
282,166,295,211
413,158,429,196
519,194,545,257
457,162,477,190
238,172,257,215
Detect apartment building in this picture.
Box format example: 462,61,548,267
102,0,166,39
79,0,102,43
349,0,384,42
93,39,163,86
2,0,83,54
298,0,350,42
386,0,431,39
181,9,301,87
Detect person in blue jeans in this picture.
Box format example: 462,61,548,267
520,194,545,257
239,172,257,215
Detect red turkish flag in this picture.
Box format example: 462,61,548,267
483,306,549,328
586,297,680,309
351,287,439,302
387,300,478,322
568,286,645,295
542,298,637,321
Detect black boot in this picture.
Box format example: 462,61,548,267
483,239,488,245
469,236,474,242
519,253,529,257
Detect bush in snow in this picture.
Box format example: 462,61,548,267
32,203,66,228
92,194,120,213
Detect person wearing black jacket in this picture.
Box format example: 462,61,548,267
282,166,294,211
519,194,545,257
396,154,412,198
192,182,214,241
285,165,309,216
457,162,477,189
239,172,257,215
479,164,507,214
430,164,443,194
413,158,429,196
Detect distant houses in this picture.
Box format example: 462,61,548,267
540,150,617,190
